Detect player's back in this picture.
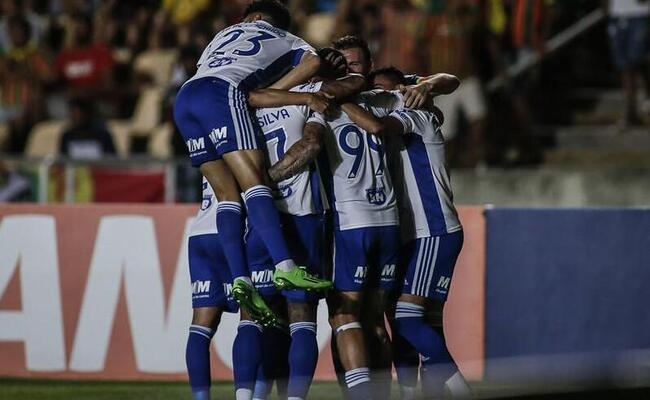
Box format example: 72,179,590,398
189,21,312,91
317,90,401,230
391,108,461,239
255,82,327,217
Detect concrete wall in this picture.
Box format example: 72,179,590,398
452,167,650,207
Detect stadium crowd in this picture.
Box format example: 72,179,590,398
0,0,647,202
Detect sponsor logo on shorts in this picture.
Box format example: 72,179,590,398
186,138,205,153
437,276,451,290
223,283,233,297
251,269,274,288
192,280,211,299
381,264,396,281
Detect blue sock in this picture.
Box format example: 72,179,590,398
253,363,270,400
186,325,215,400
243,186,294,269
392,328,419,399
344,367,373,400
394,302,457,398
233,321,263,399
261,325,290,393
287,322,318,400
216,201,249,280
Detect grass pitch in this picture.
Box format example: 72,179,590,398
0,379,382,400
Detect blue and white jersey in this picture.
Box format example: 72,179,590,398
310,91,401,231
255,81,328,216
189,177,219,237
188,21,314,91
388,108,461,239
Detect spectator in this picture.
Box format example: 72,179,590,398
59,98,115,159
0,14,51,153
607,0,650,127
0,0,46,54
54,13,113,94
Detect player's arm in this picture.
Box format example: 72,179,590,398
319,74,365,100
268,122,325,182
399,73,460,108
268,51,322,91
340,103,405,137
247,89,332,114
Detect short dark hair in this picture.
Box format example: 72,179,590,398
369,66,406,86
332,35,372,64
316,47,347,79
243,0,291,31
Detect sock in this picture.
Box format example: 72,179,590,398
445,371,472,398
344,367,372,400
243,185,295,270
216,201,249,280
186,325,215,400
233,320,263,398
394,302,457,398
253,363,269,400
287,322,318,400
261,324,290,395
392,329,419,399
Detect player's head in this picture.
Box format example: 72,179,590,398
316,47,347,80
369,66,406,91
243,0,291,31
332,35,373,76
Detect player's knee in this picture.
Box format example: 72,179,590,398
288,302,316,324
191,307,223,330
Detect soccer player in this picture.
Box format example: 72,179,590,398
340,67,472,399
244,48,365,400
186,177,240,400
174,0,332,326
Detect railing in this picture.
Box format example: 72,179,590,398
0,155,192,204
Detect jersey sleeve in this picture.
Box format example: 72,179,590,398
362,90,403,117
404,74,420,85
289,34,317,67
388,108,436,138
291,80,323,94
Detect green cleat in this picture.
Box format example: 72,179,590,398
273,267,333,291
231,278,278,328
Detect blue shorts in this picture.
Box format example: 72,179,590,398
246,213,326,303
173,77,260,167
333,225,400,293
400,230,463,301
188,234,238,312
608,16,650,68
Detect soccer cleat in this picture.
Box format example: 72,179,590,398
273,267,333,291
232,279,278,328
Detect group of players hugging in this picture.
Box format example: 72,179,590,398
174,1,472,399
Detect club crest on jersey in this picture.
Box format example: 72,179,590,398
208,57,235,68
366,187,387,205
274,184,293,199
201,195,212,211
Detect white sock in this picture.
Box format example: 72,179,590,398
275,259,296,272
445,371,472,397
236,388,253,400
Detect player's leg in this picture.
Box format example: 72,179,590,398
233,310,264,400
328,228,374,400
174,79,273,324
361,225,400,400
186,234,235,400
393,232,471,399
221,87,330,291
280,213,325,400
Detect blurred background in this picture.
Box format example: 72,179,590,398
0,1,649,400
0,0,648,206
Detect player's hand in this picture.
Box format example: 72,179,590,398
399,83,431,109
307,92,334,115
319,47,347,77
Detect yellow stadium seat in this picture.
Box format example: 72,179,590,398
25,120,66,157
148,122,174,158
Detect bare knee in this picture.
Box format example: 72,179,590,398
199,160,242,202
191,307,223,330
